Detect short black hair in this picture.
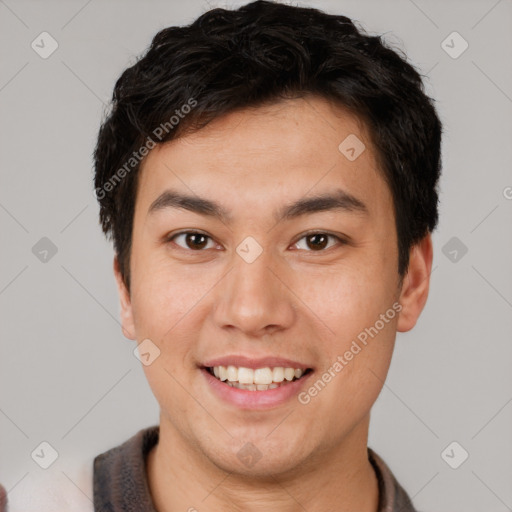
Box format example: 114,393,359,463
94,0,442,293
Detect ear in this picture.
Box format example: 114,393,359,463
113,256,136,340
397,234,434,332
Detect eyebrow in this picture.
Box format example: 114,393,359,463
147,187,368,223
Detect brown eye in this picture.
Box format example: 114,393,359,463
294,232,344,252
170,231,214,250
306,233,329,250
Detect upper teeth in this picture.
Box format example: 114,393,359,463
212,366,305,385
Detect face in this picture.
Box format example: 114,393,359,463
115,95,432,477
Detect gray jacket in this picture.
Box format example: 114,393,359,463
93,425,419,512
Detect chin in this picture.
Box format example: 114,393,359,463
202,434,313,480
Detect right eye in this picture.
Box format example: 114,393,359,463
167,231,218,251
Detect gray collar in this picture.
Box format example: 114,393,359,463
93,425,417,512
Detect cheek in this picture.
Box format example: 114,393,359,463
301,264,393,343
130,260,203,339
297,260,397,399
300,313,396,438
131,268,204,423
128,266,208,408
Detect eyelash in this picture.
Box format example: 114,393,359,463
166,230,348,253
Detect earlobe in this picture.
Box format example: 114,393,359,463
396,234,434,333
113,256,136,340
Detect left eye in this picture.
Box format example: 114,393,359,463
293,232,343,251
167,231,345,252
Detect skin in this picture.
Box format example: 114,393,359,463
114,95,433,512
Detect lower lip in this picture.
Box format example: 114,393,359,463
201,368,313,410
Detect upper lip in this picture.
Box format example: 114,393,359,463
202,355,313,370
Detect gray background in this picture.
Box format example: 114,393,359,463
1,0,511,510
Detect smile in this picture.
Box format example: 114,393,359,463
207,365,312,391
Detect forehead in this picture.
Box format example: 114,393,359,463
135,96,392,222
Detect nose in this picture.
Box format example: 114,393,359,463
213,246,296,338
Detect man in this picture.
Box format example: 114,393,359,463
2,1,442,510
93,0,442,510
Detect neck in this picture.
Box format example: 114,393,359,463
147,415,379,512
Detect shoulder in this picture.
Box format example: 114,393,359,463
93,425,160,511
368,448,419,512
